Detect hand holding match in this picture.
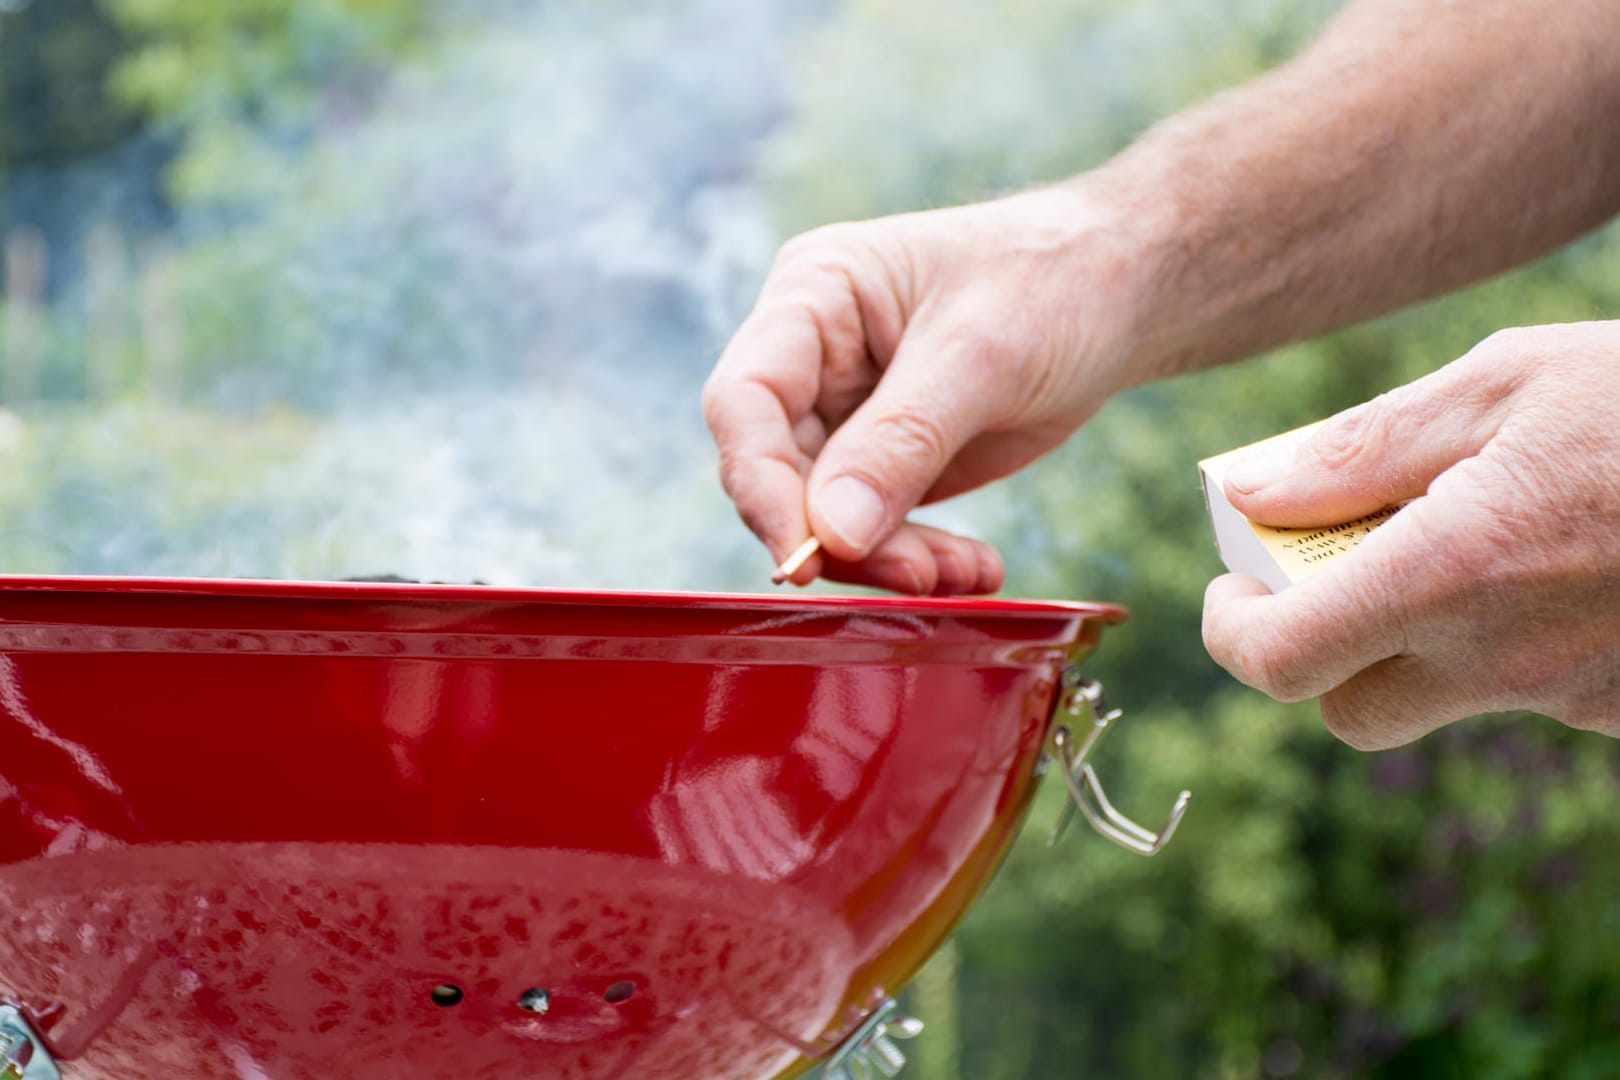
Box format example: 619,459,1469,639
701,188,1112,599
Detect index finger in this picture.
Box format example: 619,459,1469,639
702,301,828,570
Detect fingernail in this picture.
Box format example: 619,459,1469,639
1225,450,1291,495
814,475,886,555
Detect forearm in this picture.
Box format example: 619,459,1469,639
1086,0,1620,383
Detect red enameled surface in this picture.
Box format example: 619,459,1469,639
0,576,1123,1079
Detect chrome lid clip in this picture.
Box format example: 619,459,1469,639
1045,672,1190,855
0,1006,59,1080
817,996,924,1080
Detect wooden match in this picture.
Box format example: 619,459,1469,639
771,537,821,585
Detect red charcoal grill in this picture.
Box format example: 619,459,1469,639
0,576,1187,1079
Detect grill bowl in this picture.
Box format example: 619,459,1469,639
0,576,1123,1079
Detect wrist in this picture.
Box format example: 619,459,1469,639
1031,170,1191,393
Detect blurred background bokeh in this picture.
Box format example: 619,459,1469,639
4,1,1620,1076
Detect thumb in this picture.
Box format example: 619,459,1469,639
1223,368,1506,528
806,326,1000,560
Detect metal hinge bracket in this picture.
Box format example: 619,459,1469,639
1045,670,1190,855
0,1006,60,1080
816,997,924,1080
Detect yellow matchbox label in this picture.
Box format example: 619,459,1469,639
1198,421,1400,592
1253,506,1401,578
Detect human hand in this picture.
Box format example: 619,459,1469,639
702,186,1151,594
1203,321,1620,748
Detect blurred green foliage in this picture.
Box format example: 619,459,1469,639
0,398,315,571
0,0,447,394
106,0,438,204
0,0,136,168
3,0,1620,1077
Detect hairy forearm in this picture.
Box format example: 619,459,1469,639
1085,0,1620,382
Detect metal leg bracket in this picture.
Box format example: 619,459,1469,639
0,1007,59,1080
1045,673,1190,855
815,997,924,1080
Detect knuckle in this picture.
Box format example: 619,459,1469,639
1461,327,1543,388
774,223,862,271
1200,609,1230,665
1456,325,1546,394
1247,644,1316,702
1318,695,1391,751
760,286,867,372
1303,399,1393,474
713,446,748,499
1473,325,1534,360
699,375,727,429
772,231,822,269
1218,625,1315,702
867,409,954,473
946,323,1017,378
976,544,1006,592
929,546,971,596
762,284,841,329
714,442,797,510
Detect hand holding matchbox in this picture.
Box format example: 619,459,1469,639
1199,422,1402,592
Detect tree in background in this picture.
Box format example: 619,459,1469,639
0,0,136,171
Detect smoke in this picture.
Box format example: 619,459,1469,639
2,0,822,588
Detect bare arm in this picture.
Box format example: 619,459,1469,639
1104,0,1620,382
704,0,1620,592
